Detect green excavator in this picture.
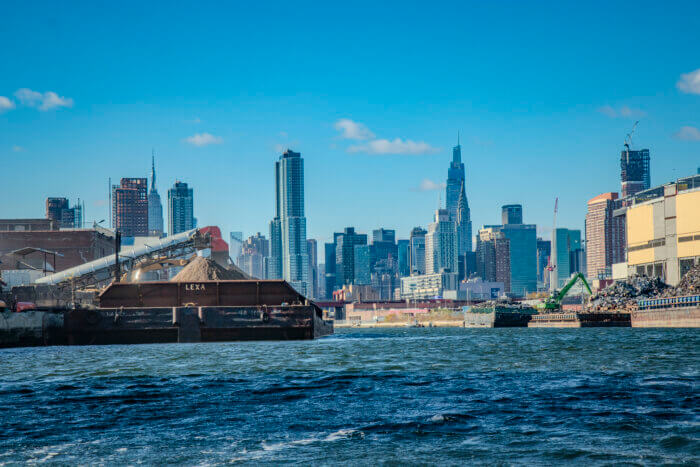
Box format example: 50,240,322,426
537,273,593,312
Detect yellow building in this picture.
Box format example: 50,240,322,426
626,175,700,285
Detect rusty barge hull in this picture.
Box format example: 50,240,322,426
631,306,700,328
528,312,631,328
1,305,332,348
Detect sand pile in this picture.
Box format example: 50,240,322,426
171,256,249,282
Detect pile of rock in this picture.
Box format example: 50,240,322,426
590,275,668,310
661,264,700,297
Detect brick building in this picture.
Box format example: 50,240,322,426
112,178,148,237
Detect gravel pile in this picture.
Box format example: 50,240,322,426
661,263,700,297
590,275,668,310
171,256,249,282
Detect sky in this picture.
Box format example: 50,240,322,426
1,1,699,249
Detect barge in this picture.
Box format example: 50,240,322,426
631,295,700,328
528,311,631,328
464,305,535,328
0,280,333,348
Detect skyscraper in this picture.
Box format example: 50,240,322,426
620,148,650,198
335,227,367,286
168,181,194,235
307,239,318,299
238,233,269,279
324,242,337,299
147,152,164,237
397,239,410,277
230,231,243,264
551,228,582,288
446,137,472,254
268,149,309,295
502,204,523,225
409,227,427,275
112,178,149,237
476,228,511,292
536,238,551,285
425,209,458,274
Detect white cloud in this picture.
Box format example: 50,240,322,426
12,145,24,152
674,126,700,141
0,96,15,113
677,68,700,95
334,118,375,140
411,179,446,192
184,132,223,146
597,105,646,118
348,138,439,155
14,88,73,111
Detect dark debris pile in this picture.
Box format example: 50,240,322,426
590,275,668,310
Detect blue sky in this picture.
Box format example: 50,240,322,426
1,1,699,248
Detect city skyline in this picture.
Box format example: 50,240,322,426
1,2,699,245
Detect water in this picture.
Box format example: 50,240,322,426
0,328,698,465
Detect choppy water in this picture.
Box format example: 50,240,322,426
0,328,698,465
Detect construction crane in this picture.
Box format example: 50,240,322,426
537,273,593,312
624,120,639,151
546,197,558,290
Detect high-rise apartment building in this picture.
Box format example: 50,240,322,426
426,209,458,274
371,228,397,271
147,153,164,237
445,139,472,254
502,204,523,225
476,228,511,292
268,150,309,295
409,227,427,275
585,192,625,280
620,148,650,198
335,227,367,286
112,178,148,237
167,181,194,235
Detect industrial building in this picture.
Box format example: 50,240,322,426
625,174,700,285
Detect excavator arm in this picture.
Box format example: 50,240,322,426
555,273,592,302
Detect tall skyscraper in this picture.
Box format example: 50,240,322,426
324,242,337,299
502,204,523,225
335,227,367,286
238,233,269,279
446,137,472,254
112,178,149,237
620,147,650,198
409,227,427,275
397,239,410,277
147,152,164,237
230,231,243,264
585,192,625,280
307,239,318,299
551,228,582,288
268,150,309,295
353,244,372,285
536,238,551,284
167,181,194,235
425,209,458,274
